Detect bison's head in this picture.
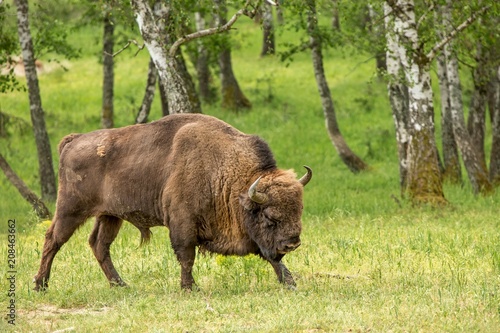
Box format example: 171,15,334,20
239,166,312,261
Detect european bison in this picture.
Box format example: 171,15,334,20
34,114,312,290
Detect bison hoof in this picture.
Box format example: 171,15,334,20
33,285,48,292
110,280,128,288
181,283,199,292
33,277,48,292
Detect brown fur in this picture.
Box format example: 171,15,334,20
34,114,310,291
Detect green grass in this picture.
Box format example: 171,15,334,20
1,16,500,333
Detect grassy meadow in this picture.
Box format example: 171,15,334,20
1,15,500,333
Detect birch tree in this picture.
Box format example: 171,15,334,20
440,0,492,194
101,9,114,128
306,0,369,173
135,57,157,123
14,0,57,202
130,0,260,114
386,0,445,204
384,2,410,192
466,40,488,163
385,0,491,202
214,0,252,110
131,0,201,114
194,11,216,104
260,1,275,56
435,7,461,184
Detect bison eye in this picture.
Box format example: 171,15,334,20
263,213,280,228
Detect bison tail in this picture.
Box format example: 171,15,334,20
139,228,152,246
58,133,82,155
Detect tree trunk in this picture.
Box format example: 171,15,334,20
368,5,387,80
260,2,275,56
136,57,157,123
102,13,114,129
131,0,201,114
466,41,488,164
388,0,445,205
276,5,284,25
194,12,216,104
0,153,51,219
384,3,409,194
489,66,500,185
441,0,492,194
307,0,369,174
158,78,169,116
214,0,251,110
435,8,461,184
153,0,169,116
14,0,57,202
331,0,340,31
437,52,462,184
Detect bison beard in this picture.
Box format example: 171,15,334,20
33,114,312,291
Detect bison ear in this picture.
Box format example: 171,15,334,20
239,193,258,211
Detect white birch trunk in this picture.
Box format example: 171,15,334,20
14,0,57,202
384,2,409,193
387,0,445,203
441,0,491,194
435,8,461,183
260,1,275,56
131,0,201,114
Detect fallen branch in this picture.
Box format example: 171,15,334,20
0,153,51,219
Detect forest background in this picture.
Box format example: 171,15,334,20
0,0,499,332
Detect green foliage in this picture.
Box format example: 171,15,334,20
0,6,499,332
0,2,22,93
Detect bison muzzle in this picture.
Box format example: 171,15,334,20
33,114,312,291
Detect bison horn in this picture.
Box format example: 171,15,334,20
299,165,312,186
248,176,268,204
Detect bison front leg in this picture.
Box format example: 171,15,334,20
89,215,127,287
171,239,197,290
268,259,296,289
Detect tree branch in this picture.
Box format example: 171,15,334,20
105,39,145,58
426,5,491,62
416,2,435,30
168,0,267,58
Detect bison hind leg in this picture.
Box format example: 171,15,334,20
89,215,127,287
34,212,87,291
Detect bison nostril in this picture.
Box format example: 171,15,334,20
276,237,301,254
286,242,301,251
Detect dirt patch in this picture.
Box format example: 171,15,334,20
17,305,111,332
20,304,111,319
